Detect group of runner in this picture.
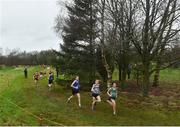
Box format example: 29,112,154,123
67,76,118,115
33,70,54,89
30,67,117,115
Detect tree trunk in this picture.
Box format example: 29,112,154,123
142,74,149,97
136,69,139,86
99,0,112,88
122,68,127,81
142,64,150,97
89,0,95,84
101,48,112,88
153,61,161,87
141,0,150,97
118,66,122,81
121,68,127,89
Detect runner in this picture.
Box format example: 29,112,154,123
33,71,39,85
67,76,81,108
91,80,101,110
24,67,28,78
39,71,43,79
107,82,118,115
48,72,54,89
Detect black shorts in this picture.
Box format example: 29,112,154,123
92,93,99,98
72,88,79,95
108,96,116,101
34,78,38,81
49,80,53,84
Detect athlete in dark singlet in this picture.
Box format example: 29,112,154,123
67,76,81,108
48,72,54,90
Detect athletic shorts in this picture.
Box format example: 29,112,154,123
34,78,38,81
92,93,100,98
108,96,116,101
48,80,53,84
72,88,79,95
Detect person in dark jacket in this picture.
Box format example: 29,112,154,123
24,67,28,78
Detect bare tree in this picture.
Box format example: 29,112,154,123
132,0,180,96
105,0,139,85
96,0,114,87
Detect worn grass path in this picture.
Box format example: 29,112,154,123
0,67,180,126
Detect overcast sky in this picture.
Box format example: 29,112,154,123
0,0,65,53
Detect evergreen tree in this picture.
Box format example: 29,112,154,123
61,0,97,83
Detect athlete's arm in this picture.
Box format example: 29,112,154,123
91,84,94,92
71,80,76,88
107,88,111,97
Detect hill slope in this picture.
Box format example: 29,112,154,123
0,67,180,126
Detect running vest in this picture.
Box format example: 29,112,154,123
34,74,39,79
110,87,117,98
73,80,80,89
49,75,54,81
92,84,100,94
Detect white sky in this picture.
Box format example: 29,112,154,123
0,0,65,52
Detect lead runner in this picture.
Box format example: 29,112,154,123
67,76,81,108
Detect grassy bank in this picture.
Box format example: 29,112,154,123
0,67,179,125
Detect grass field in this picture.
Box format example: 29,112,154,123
0,66,180,126
157,68,180,85
113,68,180,85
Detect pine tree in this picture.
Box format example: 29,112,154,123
61,0,97,83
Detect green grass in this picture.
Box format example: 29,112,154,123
158,68,180,85
112,68,180,85
0,67,180,125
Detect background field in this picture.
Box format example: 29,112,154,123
0,66,180,126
